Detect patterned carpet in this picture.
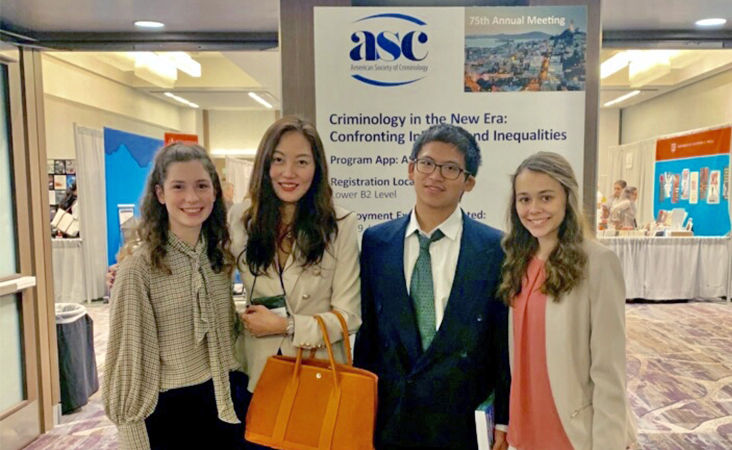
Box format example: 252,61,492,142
24,300,732,449
626,300,732,449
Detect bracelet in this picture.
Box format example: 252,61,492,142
285,316,295,336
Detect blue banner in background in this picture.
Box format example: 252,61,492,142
104,128,163,265
653,154,730,236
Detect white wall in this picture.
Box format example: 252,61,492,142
45,98,179,159
597,108,620,200
620,69,732,144
42,54,198,159
207,110,278,154
597,68,732,201
41,53,279,183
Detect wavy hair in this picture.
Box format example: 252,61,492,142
138,142,232,274
498,151,589,305
240,116,339,276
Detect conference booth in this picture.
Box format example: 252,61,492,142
602,125,731,301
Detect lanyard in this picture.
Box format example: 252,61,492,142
250,264,287,298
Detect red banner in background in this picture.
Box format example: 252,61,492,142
656,126,731,161
164,132,199,145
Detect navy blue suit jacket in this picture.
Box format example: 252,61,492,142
354,211,510,450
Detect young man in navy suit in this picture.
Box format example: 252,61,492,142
354,124,510,450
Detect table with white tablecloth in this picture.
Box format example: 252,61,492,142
600,237,731,301
52,238,88,303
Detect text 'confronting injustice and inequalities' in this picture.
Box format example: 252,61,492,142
327,112,567,146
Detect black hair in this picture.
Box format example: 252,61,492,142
410,123,482,176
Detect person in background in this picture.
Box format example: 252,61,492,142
596,187,607,230
354,123,510,450
499,151,635,449
103,142,246,450
227,115,361,449
602,179,627,219
610,186,638,230
222,180,235,210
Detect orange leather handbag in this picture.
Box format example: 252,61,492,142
245,311,378,450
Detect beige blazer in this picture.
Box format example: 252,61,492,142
228,202,361,392
509,239,636,449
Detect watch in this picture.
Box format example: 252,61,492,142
285,316,295,336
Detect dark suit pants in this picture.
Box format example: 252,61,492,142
145,372,248,450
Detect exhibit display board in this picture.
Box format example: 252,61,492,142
653,126,731,236
164,132,198,145
47,158,76,219
104,128,162,264
315,6,591,232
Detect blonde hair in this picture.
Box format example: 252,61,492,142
115,238,142,263
497,151,589,305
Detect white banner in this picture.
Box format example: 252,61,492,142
315,6,588,233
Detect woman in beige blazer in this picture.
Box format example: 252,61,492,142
498,152,636,449
228,117,361,405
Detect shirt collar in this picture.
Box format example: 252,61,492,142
405,206,462,241
167,231,206,258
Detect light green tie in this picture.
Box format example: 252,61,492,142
410,229,444,350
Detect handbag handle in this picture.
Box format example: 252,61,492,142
291,310,352,388
330,310,353,366
315,314,340,388
300,310,352,364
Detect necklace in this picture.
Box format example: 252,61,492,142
277,226,294,271
279,224,294,240
277,225,295,252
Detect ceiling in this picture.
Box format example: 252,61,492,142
600,0,730,32
2,0,731,112
43,50,283,111
1,1,731,34
0,0,280,33
598,48,732,108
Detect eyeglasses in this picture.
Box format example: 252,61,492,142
412,158,471,180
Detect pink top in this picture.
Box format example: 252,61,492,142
507,257,573,450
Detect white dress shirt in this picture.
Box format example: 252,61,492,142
404,206,463,330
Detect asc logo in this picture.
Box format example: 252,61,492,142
349,13,429,87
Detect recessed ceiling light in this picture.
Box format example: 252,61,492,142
162,52,201,77
163,92,199,108
695,18,726,27
603,90,641,108
248,92,273,109
601,52,630,79
134,20,165,29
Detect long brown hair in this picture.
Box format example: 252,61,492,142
138,142,232,274
498,151,588,305
240,116,339,276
